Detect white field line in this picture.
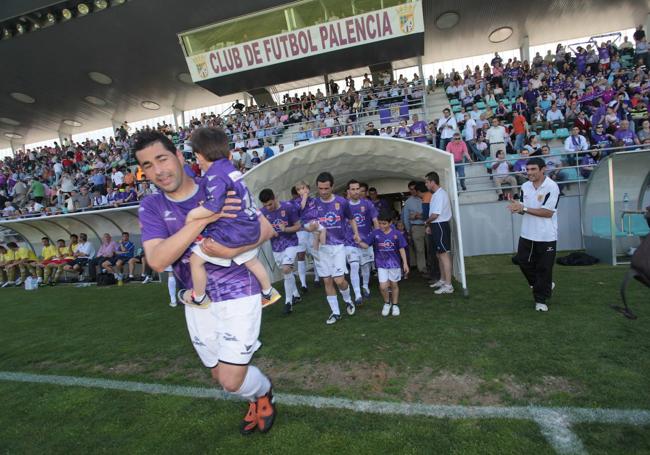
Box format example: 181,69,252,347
2,371,650,454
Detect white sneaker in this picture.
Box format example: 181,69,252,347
1,281,11,288
15,277,23,286
429,280,445,289
36,276,43,284
78,274,84,282
434,284,454,294
346,301,356,316
381,303,391,317
142,275,152,284
326,313,340,325
535,303,549,312
169,301,178,308
391,305,400,316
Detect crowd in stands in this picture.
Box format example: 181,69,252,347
438,28,650,198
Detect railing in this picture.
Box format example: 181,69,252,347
0,201,141,221
226,95,428,148
453,144,650,196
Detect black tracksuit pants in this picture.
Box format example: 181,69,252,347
517,237,556,304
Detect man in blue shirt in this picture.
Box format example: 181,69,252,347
263,141,275,160
89,169,107,194
102,231,135,281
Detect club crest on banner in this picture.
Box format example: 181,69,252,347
398,3,415,34
192,55,209,79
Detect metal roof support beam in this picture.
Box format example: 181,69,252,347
171,106,185,129
520,35,530,63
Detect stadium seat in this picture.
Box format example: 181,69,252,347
452,105,461,113
623,214,650,237
449,99,460,106
592,216,627,238
555,128,570,139
488,99,498,108
540,130,555,142
476,101,486,109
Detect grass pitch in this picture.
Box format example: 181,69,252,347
0,255,648,454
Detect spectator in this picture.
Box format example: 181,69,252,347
437,108,458,150
492,150,519,200
580,148,601,179
127,247,152,283
72,186,92,211
445,132,474,191
546,103,565,131
486,118,508,159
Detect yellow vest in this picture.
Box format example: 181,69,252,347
16,247,37,261
41,245,58,260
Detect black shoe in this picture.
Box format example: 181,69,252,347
282,302,293,314
314,281,321,288
49,281,56,287
362,288,371,299
355,297,363,307
292,294,302,304
300,286,308,294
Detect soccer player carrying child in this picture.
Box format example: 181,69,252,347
180,127,280,308
358,210,409,317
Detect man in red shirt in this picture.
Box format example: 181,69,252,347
445,133,474,191
513,110,528,152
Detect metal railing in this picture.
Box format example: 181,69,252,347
453,144,650,195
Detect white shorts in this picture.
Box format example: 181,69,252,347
345,245,375,265
296,231,310,253
273,245,299,268
314,244,347,278
378,267,402,283
191,242,259,267
184,294,262,367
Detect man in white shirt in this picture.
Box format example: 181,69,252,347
424,171,454,294
507,157,560,312
563,126,589,155
62,232,96,281
111,168,125,187
545,103,565,131
486,118,508,160
437,108,458,151
401,181,427,275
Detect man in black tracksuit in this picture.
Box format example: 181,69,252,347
508,157,560,312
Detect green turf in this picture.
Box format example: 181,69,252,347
0,255,649,452
0,382,553,455
574,423,650,455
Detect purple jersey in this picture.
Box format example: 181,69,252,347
367,227,407,269
295,196,319,224
261,201,300,252
345,199,378,246
371,198,390,214
315,195,353,245
201,158,260,248
139,190,260,301
411,120,428,143
614,129,636,146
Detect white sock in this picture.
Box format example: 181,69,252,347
234,365,271,401
313,264,320,282
361,263,371,291
327,295,340,315
349,261,361,300
283,273,295,304
168,275,177,303
297,261,307,287
262,287,272,295
339,285,352,304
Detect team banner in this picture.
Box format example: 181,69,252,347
379,102,410,124
186,1,423,82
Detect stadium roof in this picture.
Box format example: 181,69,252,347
0,0,647,148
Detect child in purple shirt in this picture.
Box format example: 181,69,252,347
359,211,409,317
294,181,326,253
183,128,279,308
